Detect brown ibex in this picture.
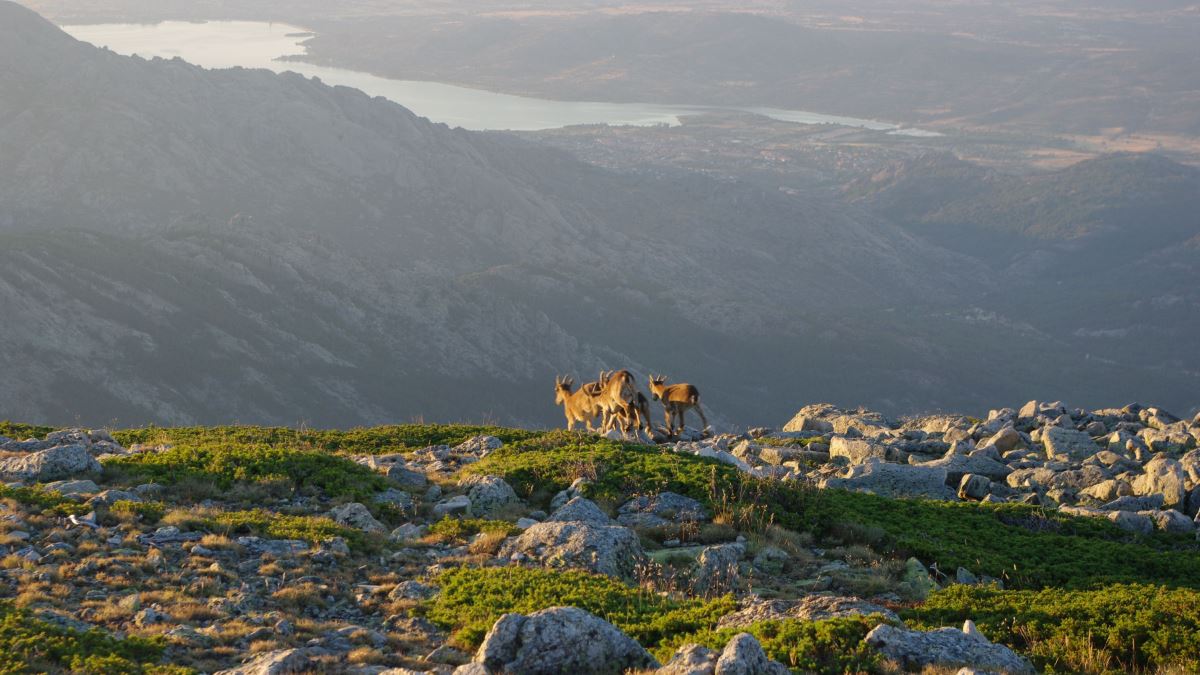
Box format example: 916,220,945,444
595,369,644,434
648,374,709,435
553,375,604,431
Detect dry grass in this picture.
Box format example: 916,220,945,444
271,583,328,611
467,530,508,556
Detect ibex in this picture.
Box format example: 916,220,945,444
554,375,604,431
648,374,709,435
596,369,643,434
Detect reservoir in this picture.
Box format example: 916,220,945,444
64,20,938,135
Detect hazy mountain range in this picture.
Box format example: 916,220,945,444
0,2,1196,427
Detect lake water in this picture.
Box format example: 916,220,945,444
64,21,939,135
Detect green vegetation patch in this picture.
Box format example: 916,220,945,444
0,422,55,440
426,566,735,651
465,431,743,504
113,424,539,454
182,508,371,550
0,601,183,674
469,434,1200,590
906,584,1200,674
103,443,389,499
110,500,166,524
0,485,90,517
658,616,884,673
808,490,1200,590
427,517,519,541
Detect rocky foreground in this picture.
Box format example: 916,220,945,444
0,401,1198,673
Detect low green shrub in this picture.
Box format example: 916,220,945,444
658,616,885,673
103,443,389,499
805,490,1200,589
464,431,743,505
113,424,539,454
110,500,166,523
0,600,182,674
427,517,519,540
193,509,371,551
906,584,1200,673
0,485,90,516
0,422,55,441
426,566,735,650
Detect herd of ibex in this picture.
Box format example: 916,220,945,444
554,370,709,437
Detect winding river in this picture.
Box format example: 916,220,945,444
64,20,939,135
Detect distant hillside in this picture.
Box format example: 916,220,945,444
848,152,1200,259
0,2,1196,426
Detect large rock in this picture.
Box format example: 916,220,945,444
453,435,504,457
547,496,612,525
459,475,519,516
472,607,658,675
716,595,899,629
693,543,744,596
616,492,708,528
829,436,890,464
822,459,955,500
979,426,1023,453
865,623,1034,674
328,502,386,533
655,643,718,675
499,521,646,579
922,449,1012,482
1131,455,1187,508
215,648,318,674
713,633,790,675
1042,427,1100,462
0,444,101,481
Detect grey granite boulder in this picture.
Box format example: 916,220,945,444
0,444,101,481
866,623,1034,674
471,607,658,675
1042,427,1099,462
547,496,612,525
1131,455,1187,508
328,502,387,533
459,475,519,516
822,459,955,500
717,594,898,629
617,491,709,528
499,521,646,579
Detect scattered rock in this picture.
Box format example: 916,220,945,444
215,648,319,675
499,521,646,580
328,502,387,533
460,475,519,516
471,607,658,674
616,492,708,528
716,595,898,629
713,632,790,675
865,623,1035,674
655,643,718,675
1131,455,1187,508
1042,427,1100,462
547,496,612,525
0,444,101,481
822,459,955,500
433,495,473,518
693,543,744,596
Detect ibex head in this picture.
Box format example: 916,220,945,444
648,374,668,400
554,375,575,404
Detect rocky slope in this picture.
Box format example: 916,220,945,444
1,399,1198,673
